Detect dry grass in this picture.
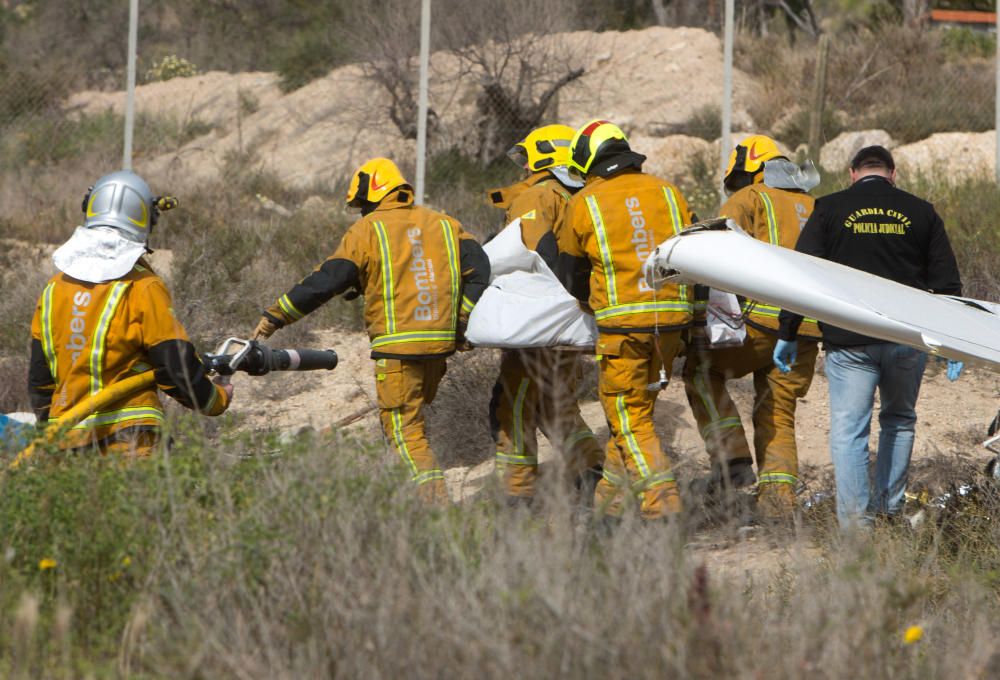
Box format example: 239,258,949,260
1,72,998,677
736,26,994,146
0,357,30,413
1,422,998,678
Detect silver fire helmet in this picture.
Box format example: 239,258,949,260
82,170,156,244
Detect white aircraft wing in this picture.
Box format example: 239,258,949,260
643,221,1000,370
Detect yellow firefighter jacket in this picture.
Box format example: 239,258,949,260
488,171,573,254
560,169,694,331
719,183,821,339
29,261,229,448
266,188,490,358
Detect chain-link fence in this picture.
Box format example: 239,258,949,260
0,0,997,232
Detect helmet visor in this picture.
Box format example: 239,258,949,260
506,143,529,168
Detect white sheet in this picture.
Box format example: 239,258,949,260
466,219,597,349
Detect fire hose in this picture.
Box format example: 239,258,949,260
9,338,337,468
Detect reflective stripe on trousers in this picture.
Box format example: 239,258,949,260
390,407,444,485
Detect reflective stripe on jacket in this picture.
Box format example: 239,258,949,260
561,170,693,331
29,262,227,448
267,189,489,357
720,183,821,339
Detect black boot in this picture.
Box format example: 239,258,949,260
574,465,603,510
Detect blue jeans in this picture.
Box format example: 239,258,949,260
824,343,928,529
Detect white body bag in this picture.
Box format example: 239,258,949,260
465,219,597,349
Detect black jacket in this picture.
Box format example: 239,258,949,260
779,175,962,346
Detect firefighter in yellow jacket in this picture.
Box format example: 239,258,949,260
486,124,604,505
252,158,490,504
559,120,695,521
28,170,232,456
682,135,822,518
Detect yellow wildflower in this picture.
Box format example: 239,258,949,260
38,558,57,571
121,556,132,568
903,625,923,645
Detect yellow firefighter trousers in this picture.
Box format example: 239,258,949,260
683,326,817,508
102,430,159,457
376,357,448,505
594,331,685,520
492,348,603,498
61,427,160,457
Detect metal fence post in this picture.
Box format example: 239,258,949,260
123,0,139,170
720,0,734,200
808,34,831,163
415,0,432,205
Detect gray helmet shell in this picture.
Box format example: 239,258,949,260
83,170,155,244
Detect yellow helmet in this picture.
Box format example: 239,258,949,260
346,157,408,207
568,119,631,177
507,124,576,172
724,134,785,191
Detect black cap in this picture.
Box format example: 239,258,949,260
850,145,895,171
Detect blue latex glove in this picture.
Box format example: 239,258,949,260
773,339,797,374
947,359,964,382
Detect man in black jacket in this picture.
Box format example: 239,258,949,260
773,146,963,529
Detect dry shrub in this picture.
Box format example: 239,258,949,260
0,110,214,242
0,357,29,413
736,26,994,144
98,433,1000,678
156,157,362,349
0,248,56,355
0,405,998,678
426,349,501,467
919,178,1000,301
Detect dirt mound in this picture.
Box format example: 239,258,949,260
70,26,756,193
66,28,997,195
68,71,284,132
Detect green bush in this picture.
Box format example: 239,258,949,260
276,28,351,92
143,55,200,83
921,178,1000,301
940,26,996,60
676,104,722,142
426,148,521,239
